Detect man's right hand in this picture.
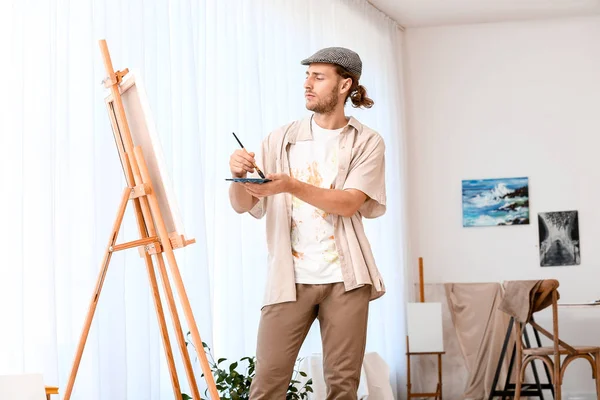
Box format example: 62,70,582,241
229,149,256,178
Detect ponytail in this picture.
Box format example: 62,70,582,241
349,85,374,109
334,65,374,109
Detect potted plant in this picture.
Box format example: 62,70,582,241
183,333,313,400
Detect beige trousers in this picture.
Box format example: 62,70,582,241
249,283,371,400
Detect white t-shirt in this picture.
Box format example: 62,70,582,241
289,117,346,284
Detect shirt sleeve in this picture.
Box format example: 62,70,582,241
342,136,386,219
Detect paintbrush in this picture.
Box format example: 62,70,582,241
232,132,266,179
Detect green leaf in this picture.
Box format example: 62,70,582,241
229,361,238,372
218,357,227,365
182,394,193,400
299,371,307,377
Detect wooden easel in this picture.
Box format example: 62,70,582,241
406,257,444,400
63,40,219,400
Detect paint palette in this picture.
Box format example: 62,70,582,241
225,178,271,184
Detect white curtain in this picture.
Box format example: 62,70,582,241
0,0,408,398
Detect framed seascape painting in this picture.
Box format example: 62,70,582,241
462,177,529,227
538,211,580,267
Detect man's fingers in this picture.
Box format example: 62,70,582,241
238,162,254,172
232,155,256,170
244,184,261,195
236,150,256,164
240,159,256,170
245,188,263,198
232,160,254,173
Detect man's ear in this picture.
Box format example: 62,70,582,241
340,78,352,94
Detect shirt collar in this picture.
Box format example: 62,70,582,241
288,114,362,144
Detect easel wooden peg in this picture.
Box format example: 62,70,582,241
129,183,151,199
138,241,163,257
406,257,445,400
102,68,130,88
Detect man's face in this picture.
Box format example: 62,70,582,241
304,63,347,114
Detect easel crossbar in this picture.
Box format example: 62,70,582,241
111,236,159,252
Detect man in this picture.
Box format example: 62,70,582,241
228,47,386,399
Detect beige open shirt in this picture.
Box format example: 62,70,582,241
234,115,387,308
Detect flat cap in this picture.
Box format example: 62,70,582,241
301,47,362,78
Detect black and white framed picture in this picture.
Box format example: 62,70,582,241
538,211,580,267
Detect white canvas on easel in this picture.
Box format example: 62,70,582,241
0,374,46,400
105,69,186,237
407,302,444,353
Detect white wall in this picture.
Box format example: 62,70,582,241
404,15,600,397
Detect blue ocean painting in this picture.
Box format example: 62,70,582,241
462,177,529,227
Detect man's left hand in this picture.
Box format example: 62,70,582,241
244,173,295,198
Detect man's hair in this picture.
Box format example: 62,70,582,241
334,65,374,109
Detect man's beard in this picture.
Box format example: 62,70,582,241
306,84,339,114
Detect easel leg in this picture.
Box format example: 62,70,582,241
129,187,182,399
64,188,131,400
154,253,202,400
126,169,201,397
489,317,514,400
438,352,443,400
134,147,220,399
515,322,523,400
142,250,182,398
128,184,199,396
407,336,411,400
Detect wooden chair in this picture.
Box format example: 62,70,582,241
513,279,600,400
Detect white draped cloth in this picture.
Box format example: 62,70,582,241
297,352,395,399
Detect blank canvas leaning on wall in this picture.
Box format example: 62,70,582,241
407,302,444,352
0,374,47,400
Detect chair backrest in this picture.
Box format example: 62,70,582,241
527,279,577,355
0,374,47,400
499,279,573,354
499,279,558,324
531,279,559,315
